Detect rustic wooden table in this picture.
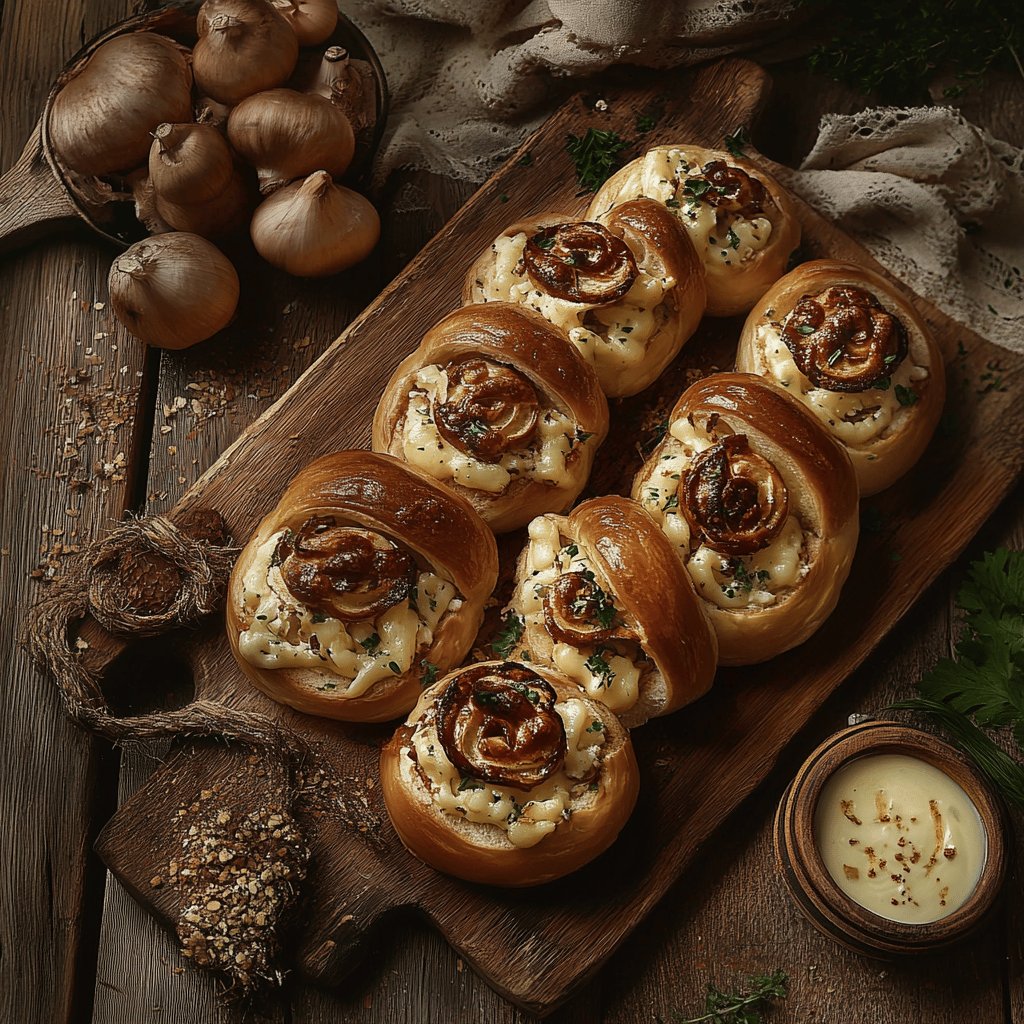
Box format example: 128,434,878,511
2,2,1022,1021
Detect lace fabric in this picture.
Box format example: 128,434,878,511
348,1,1024,350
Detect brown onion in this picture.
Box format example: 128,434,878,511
154,167,253,239
227,88,355,194
148,123,234,205
278,517,416,621
250,171,379,276
49,33,192,177
193,0,298,106
269,0,338,46
108,233,239,349
681,434,788,555
435,664,567,791
782,285,909,392
523,221,637,305
433,359,540,462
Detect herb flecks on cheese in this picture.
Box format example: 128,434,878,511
401,364,576,493
412,697,605,849
238,532,458,696
637,417,808,610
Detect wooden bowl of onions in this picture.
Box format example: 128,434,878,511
0,0,391,346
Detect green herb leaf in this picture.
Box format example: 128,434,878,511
895,383,919,406
586,719,604,733
359,633,381,653
795,324,815,336
635,113,656,133
727,227,741,250
458,775,484,792
585,650,615,685
420,660,439,687
889,549,1024,807
492,610,525,658
724,126,749,159
673,968,788,1023
565,128,630,193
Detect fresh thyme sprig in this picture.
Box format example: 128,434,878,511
798,0,1023,101
565,128,630,193
669,969,788,1024
890,547,1024,810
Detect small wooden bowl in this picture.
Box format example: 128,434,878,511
774,720,1009,957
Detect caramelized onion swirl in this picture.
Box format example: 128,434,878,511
781,285,908,392
278,516,416,621
681,435,788,556
523,221,638,305
435,664,567,790
683,160,768,218
434,358,540,462
543,570,630,645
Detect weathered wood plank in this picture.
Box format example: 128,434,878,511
0,2,148,1023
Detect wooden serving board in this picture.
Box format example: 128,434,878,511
92,58,1024,1015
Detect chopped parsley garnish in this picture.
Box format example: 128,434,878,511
724,126,750,159
359,633,381,653
635,113,656,133
586,719,604,733
585,650,615,686
498,193,509,203
465,419,489,440
458,775,484,792
565,128,630,193
563,543,579,558
574,427,593,445
727,227,741,250
682,177,713,203
665,197,681,208
491,610,525,658
725,559,770,594
795,323,816,336
663,493,679,512
420,660,439,687
874,376,892,391
895,383,919,406
532,232,556,250
311,612,327,623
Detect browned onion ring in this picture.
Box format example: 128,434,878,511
278,516,416,621
434,358,540,463
676,160,768,219
543,570,627,645
523,221,638,305
435,664,566,791
781,285,908,392
681,435,788,556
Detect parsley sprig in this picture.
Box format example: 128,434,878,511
670,969,788,1024
491,610,525,659
892,548,1024,809
566,128,630,193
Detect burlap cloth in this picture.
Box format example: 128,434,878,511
349,0,1023,352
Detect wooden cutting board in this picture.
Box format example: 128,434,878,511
91,58,1024,1015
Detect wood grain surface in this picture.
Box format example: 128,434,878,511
2,2,1023,1021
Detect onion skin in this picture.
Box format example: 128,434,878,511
270,0,338,46
250,171,379,276
154,167,255,239
227,88,355,194
149,123,234,206
49,33,193,177
193,0,299,106
108,233,239,350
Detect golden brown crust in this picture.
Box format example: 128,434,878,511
736,259,946,496
226,451,498,722
371,303,609,533
380,665,640,886
631,373,859,666
509,498,718,726
461,203,706,397
567,496,718,719
587,144,800,317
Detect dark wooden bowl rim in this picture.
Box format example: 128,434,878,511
782,720,1009,947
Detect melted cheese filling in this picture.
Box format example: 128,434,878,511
400,364,578,494
508,516,642,712
411,696,606,849
474,232,673,375
758,322,931,447
604,148,773,269
636,418,808,610
237,532,458,696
